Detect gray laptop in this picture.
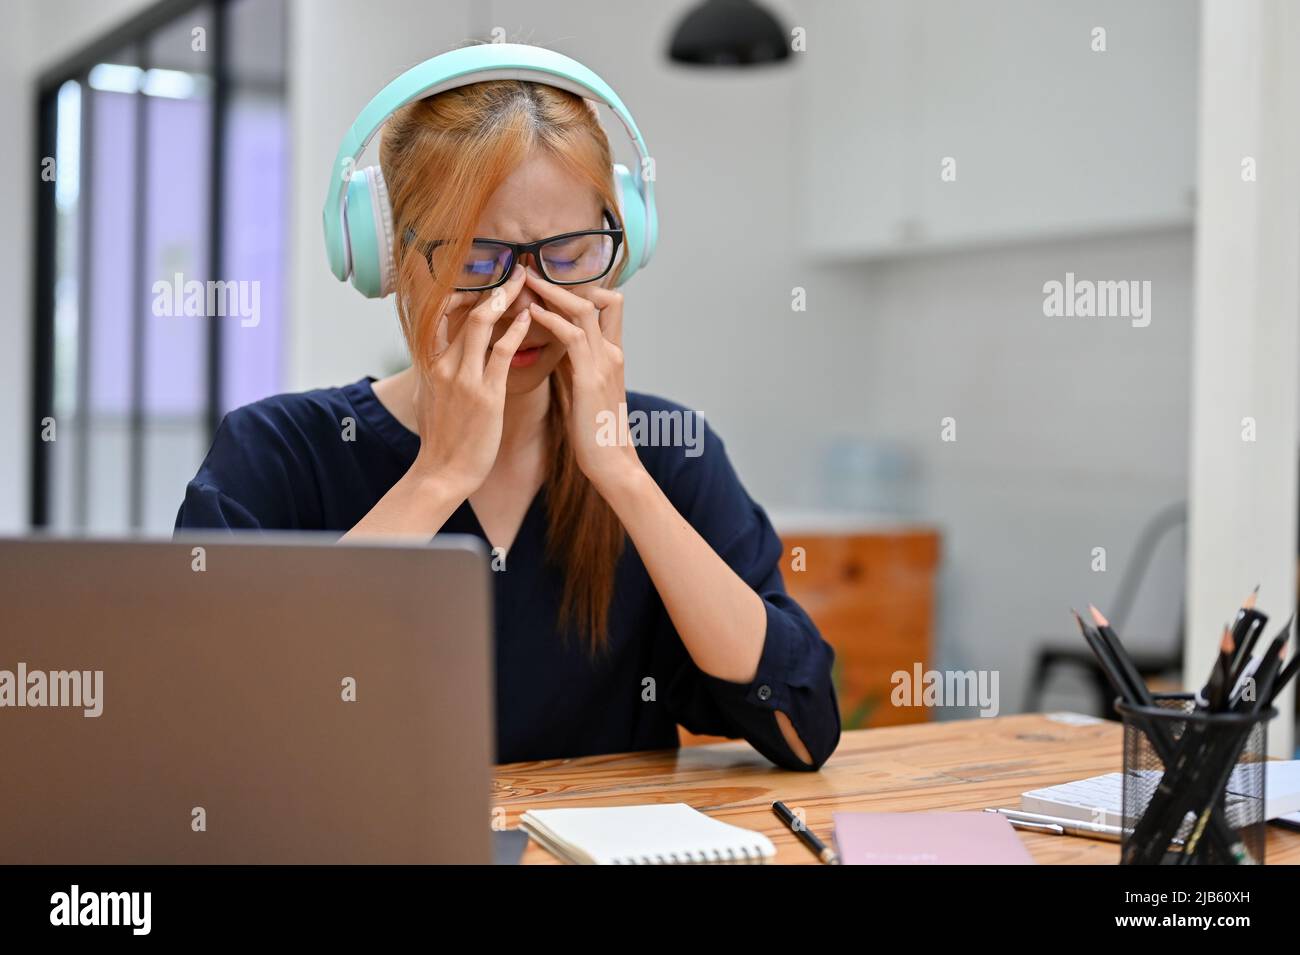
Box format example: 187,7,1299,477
0,534,494,864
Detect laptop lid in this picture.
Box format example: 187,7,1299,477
0,534,494,863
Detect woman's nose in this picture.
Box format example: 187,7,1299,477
513,285,540,313
511,252,540,310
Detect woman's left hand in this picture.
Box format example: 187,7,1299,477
522,266,646,495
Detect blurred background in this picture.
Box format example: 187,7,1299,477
0,0,1295,748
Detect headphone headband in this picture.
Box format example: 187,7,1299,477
323,43,658,283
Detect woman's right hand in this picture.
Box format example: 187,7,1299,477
410,264,532,499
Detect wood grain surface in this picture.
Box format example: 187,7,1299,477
493,713,1300,865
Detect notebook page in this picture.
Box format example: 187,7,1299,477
521,803,775,865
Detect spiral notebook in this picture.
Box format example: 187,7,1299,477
519,803,776,865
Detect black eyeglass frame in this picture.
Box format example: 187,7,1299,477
409,211,625,292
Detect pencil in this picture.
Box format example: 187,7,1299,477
1088,605,1152,706
771,801,839,865
1271,643,1299,706
1074,609,1128,702
1203,625,1234,711
1227,588,1266,688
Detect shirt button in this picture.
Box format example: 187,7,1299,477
756,684,772,701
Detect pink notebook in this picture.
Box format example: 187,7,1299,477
832,812,1036,865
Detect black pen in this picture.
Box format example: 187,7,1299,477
772,801,839,865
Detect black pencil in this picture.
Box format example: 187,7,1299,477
1072,610,1133,707
1203,625,1234,712
1085,606,1149,705
1227,588,1266,688
1236,620,1292,710
1270,643,1299,706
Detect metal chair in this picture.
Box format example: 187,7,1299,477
1025,502,1186,719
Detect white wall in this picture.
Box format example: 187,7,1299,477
285,0,475,392
833,230,1195,713
1186,0,1299,757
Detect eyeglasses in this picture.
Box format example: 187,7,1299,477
410,212,623,292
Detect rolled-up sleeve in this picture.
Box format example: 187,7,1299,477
699,594,840,770
648,413,841,771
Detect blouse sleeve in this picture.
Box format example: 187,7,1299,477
648,416,841,771
173,402,317,532
176,481,264,530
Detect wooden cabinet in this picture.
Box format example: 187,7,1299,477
781,524,941,729
680,521,941,746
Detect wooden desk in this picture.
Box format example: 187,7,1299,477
494,713,1300,864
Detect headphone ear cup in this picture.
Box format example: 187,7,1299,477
612,163,647,286
344,165,396,298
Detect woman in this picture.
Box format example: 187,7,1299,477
176,63,840,772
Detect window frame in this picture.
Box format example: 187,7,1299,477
30,0,285,529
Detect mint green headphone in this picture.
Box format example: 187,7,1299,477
322,43,659,299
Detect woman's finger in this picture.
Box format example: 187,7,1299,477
484,310,533,389
522,266,604,352
568,285,624,349
436,291,477,368
461,266,527,374
527,301,589,364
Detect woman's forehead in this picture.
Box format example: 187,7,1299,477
475,153,603,240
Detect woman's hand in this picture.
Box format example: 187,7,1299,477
411,265,533,499
521,266,646,496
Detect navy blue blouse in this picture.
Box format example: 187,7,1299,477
175,378,840,770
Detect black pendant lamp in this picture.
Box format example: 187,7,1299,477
668,0,791,67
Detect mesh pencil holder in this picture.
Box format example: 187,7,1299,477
1115,693,1273,865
